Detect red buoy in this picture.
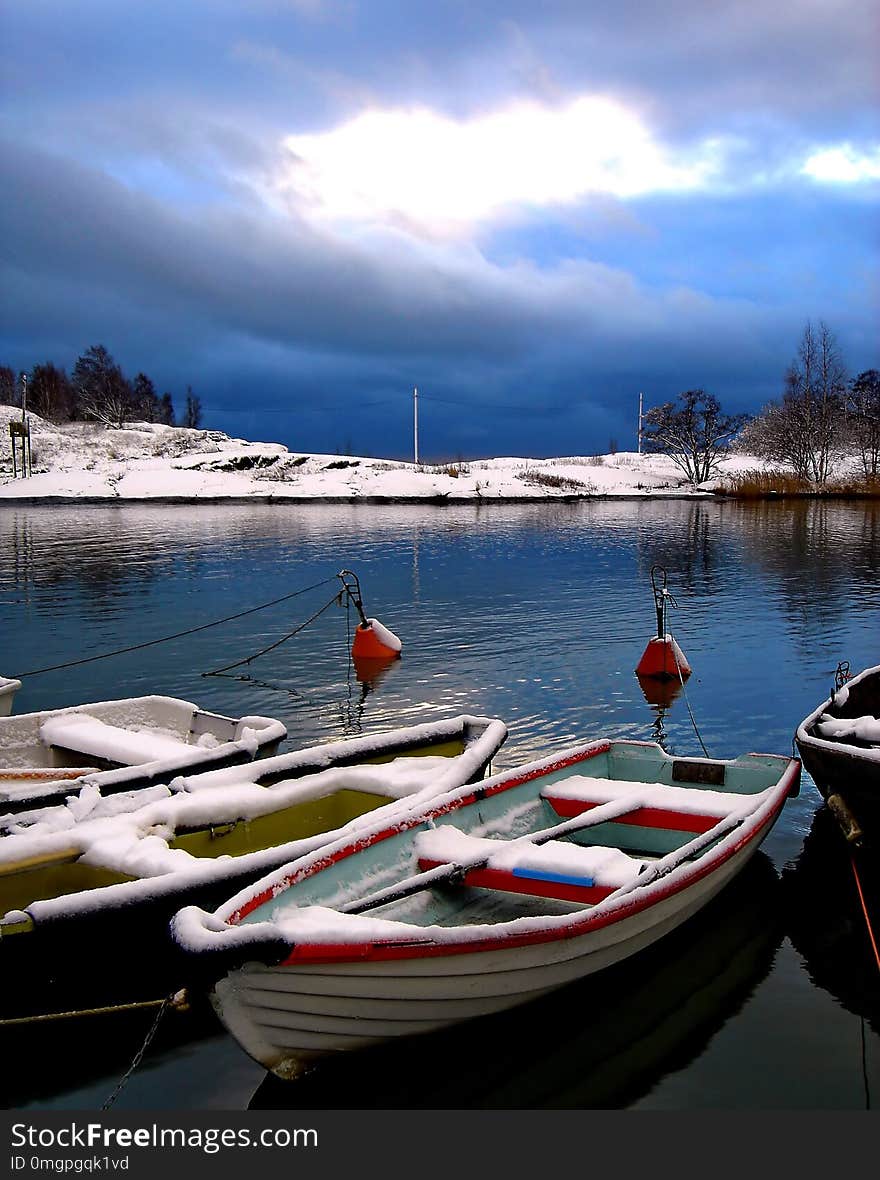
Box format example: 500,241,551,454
635,566,691,682
351,617,402,661
635,635,691,681
338,569,403,666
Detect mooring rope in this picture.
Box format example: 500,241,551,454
11,577,339,678
0,996,167,1027
203,589,343,676
850,854,880,973
669,628,712,758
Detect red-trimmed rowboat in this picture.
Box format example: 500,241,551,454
172,737,800,1078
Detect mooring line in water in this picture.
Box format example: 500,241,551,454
203,588,344,676
669,627,711,758
850,854,880,973
846,851,878,1110
11,576,339,678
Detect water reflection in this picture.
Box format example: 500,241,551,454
3,499,878,771
718,500,880,655
781,805,880,1036
2,499,879,1109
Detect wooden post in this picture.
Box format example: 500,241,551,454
9,419,31,479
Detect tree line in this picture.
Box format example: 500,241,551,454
641,321,879,485
0,344,203,430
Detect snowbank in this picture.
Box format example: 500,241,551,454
0,407,773,503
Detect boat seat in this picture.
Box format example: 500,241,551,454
541,775,746,834
39,714,194,767
415,827,645,905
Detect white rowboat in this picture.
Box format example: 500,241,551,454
173,737,800,1078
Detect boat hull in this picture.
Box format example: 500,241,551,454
0,716,507,1019
181,740,797,1078
0,696,287,815
795,662,880,838
213,835,759,1074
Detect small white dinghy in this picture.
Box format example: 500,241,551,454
0,695,287,814
173,737,800,1078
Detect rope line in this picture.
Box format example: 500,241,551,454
850,853,880,973
11,577,338,678
0,997,166,1027
848,853,877,1111
669,629,711,758
203,590,342,676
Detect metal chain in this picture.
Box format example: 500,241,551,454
101,996,170,1110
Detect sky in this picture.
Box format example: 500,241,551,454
1,1,878,461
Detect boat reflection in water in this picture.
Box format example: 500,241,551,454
251,853,783,1110
781,804,880,1036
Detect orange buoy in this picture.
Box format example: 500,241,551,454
338,569,403,664
635,635,691,681
351,617,402,661
635,565,691,681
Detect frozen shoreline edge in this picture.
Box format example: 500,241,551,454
0,491,716,506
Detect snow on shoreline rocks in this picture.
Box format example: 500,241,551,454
0,407,759,503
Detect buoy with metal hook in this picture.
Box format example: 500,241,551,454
337,569,402,663
635,566,691,681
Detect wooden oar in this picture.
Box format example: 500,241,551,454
340,793,649,915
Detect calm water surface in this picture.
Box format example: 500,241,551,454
1,498,878,1110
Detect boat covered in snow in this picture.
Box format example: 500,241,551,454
0,676,21,717
0,714,507,1017
172,737,800,1078
795,661,880,841
0,695,288,815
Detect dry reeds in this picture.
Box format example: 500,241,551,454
715,469,880,498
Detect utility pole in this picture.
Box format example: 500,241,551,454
413,386,419,465
632,391,641,455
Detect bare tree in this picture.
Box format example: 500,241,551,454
159,392,175,426
0,365,18,407
738,321,847,483
183,386,203,429
845,369,880,477
29,363,73,421
132,372,160,422
641,389,748,485
72,345,135,428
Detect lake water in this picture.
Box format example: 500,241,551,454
1,497,878,1110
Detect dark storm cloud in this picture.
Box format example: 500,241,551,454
1,2,877,458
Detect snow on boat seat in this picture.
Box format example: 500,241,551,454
815,713,880,745
39,714,195,767
415,827,645,904
541,775,745,834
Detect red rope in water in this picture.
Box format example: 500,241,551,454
850,854,880,973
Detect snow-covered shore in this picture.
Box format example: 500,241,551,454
0,408,768,503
